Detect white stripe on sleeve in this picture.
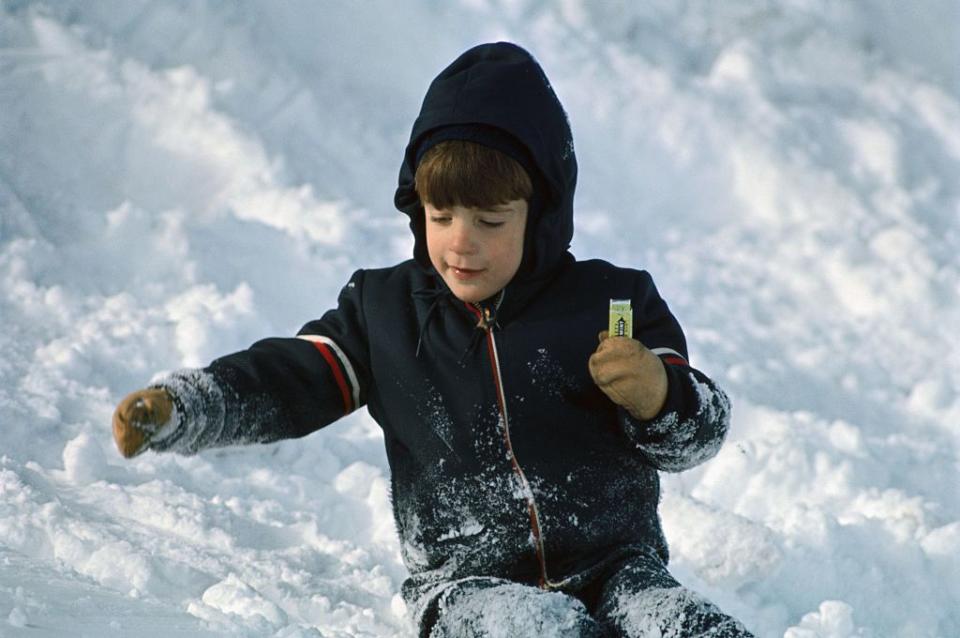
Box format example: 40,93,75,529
297,335,361,408
651,347,686,361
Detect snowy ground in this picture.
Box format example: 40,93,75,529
2,2,959,636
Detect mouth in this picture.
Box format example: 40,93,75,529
449,266,485,280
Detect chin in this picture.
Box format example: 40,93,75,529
450,289,485,303
446,283,489,304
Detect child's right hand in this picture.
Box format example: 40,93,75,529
112,388,174,458
588,331,668,421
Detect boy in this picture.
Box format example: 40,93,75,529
113,42,753,637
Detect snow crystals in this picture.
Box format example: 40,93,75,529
1,1,958,636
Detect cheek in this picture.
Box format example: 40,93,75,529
507,226,526,267
491,229,525,277
509,237,524,268
424,224,442,263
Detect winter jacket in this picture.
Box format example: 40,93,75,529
151,42,730,614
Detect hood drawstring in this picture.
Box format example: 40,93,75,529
413,286,449,359
414,286,506,362
459,329,485,366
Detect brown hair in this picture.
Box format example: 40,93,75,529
415,140,533,210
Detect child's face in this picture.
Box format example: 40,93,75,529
424,199,528,303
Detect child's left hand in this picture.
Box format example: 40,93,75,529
112,388,174,458
588,331,668,420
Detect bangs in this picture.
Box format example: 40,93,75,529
415,140,533,210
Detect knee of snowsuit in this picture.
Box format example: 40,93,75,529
409,548,755,637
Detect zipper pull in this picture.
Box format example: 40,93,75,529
467,302,491,331
474,306,492,331
470,290,505,331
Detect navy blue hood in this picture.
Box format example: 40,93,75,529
394,42,578,283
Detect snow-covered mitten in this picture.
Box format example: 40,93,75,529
112,388,177,458
588,330,668,420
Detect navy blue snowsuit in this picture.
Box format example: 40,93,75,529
151,42,752,637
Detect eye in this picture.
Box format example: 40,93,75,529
429,216,452,224
479,220,505,228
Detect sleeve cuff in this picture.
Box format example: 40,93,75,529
619,363,684,442
147,368,226,454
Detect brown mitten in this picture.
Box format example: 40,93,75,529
112,388,174,458
588,331,668,420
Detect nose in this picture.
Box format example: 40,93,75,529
449,219,477,255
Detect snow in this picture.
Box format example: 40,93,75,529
1,1,958,636
423,579,599,637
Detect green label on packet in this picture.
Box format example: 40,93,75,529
608,299,633,337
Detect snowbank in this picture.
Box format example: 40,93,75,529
1,1,957,636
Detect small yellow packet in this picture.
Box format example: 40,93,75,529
608,299,633,337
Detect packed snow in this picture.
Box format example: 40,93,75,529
2,1,958,636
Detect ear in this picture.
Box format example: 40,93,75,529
598,330,609,343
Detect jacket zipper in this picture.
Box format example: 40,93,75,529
467,302,570,590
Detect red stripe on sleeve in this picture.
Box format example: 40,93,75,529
662,355,688,366
310,341,353,415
